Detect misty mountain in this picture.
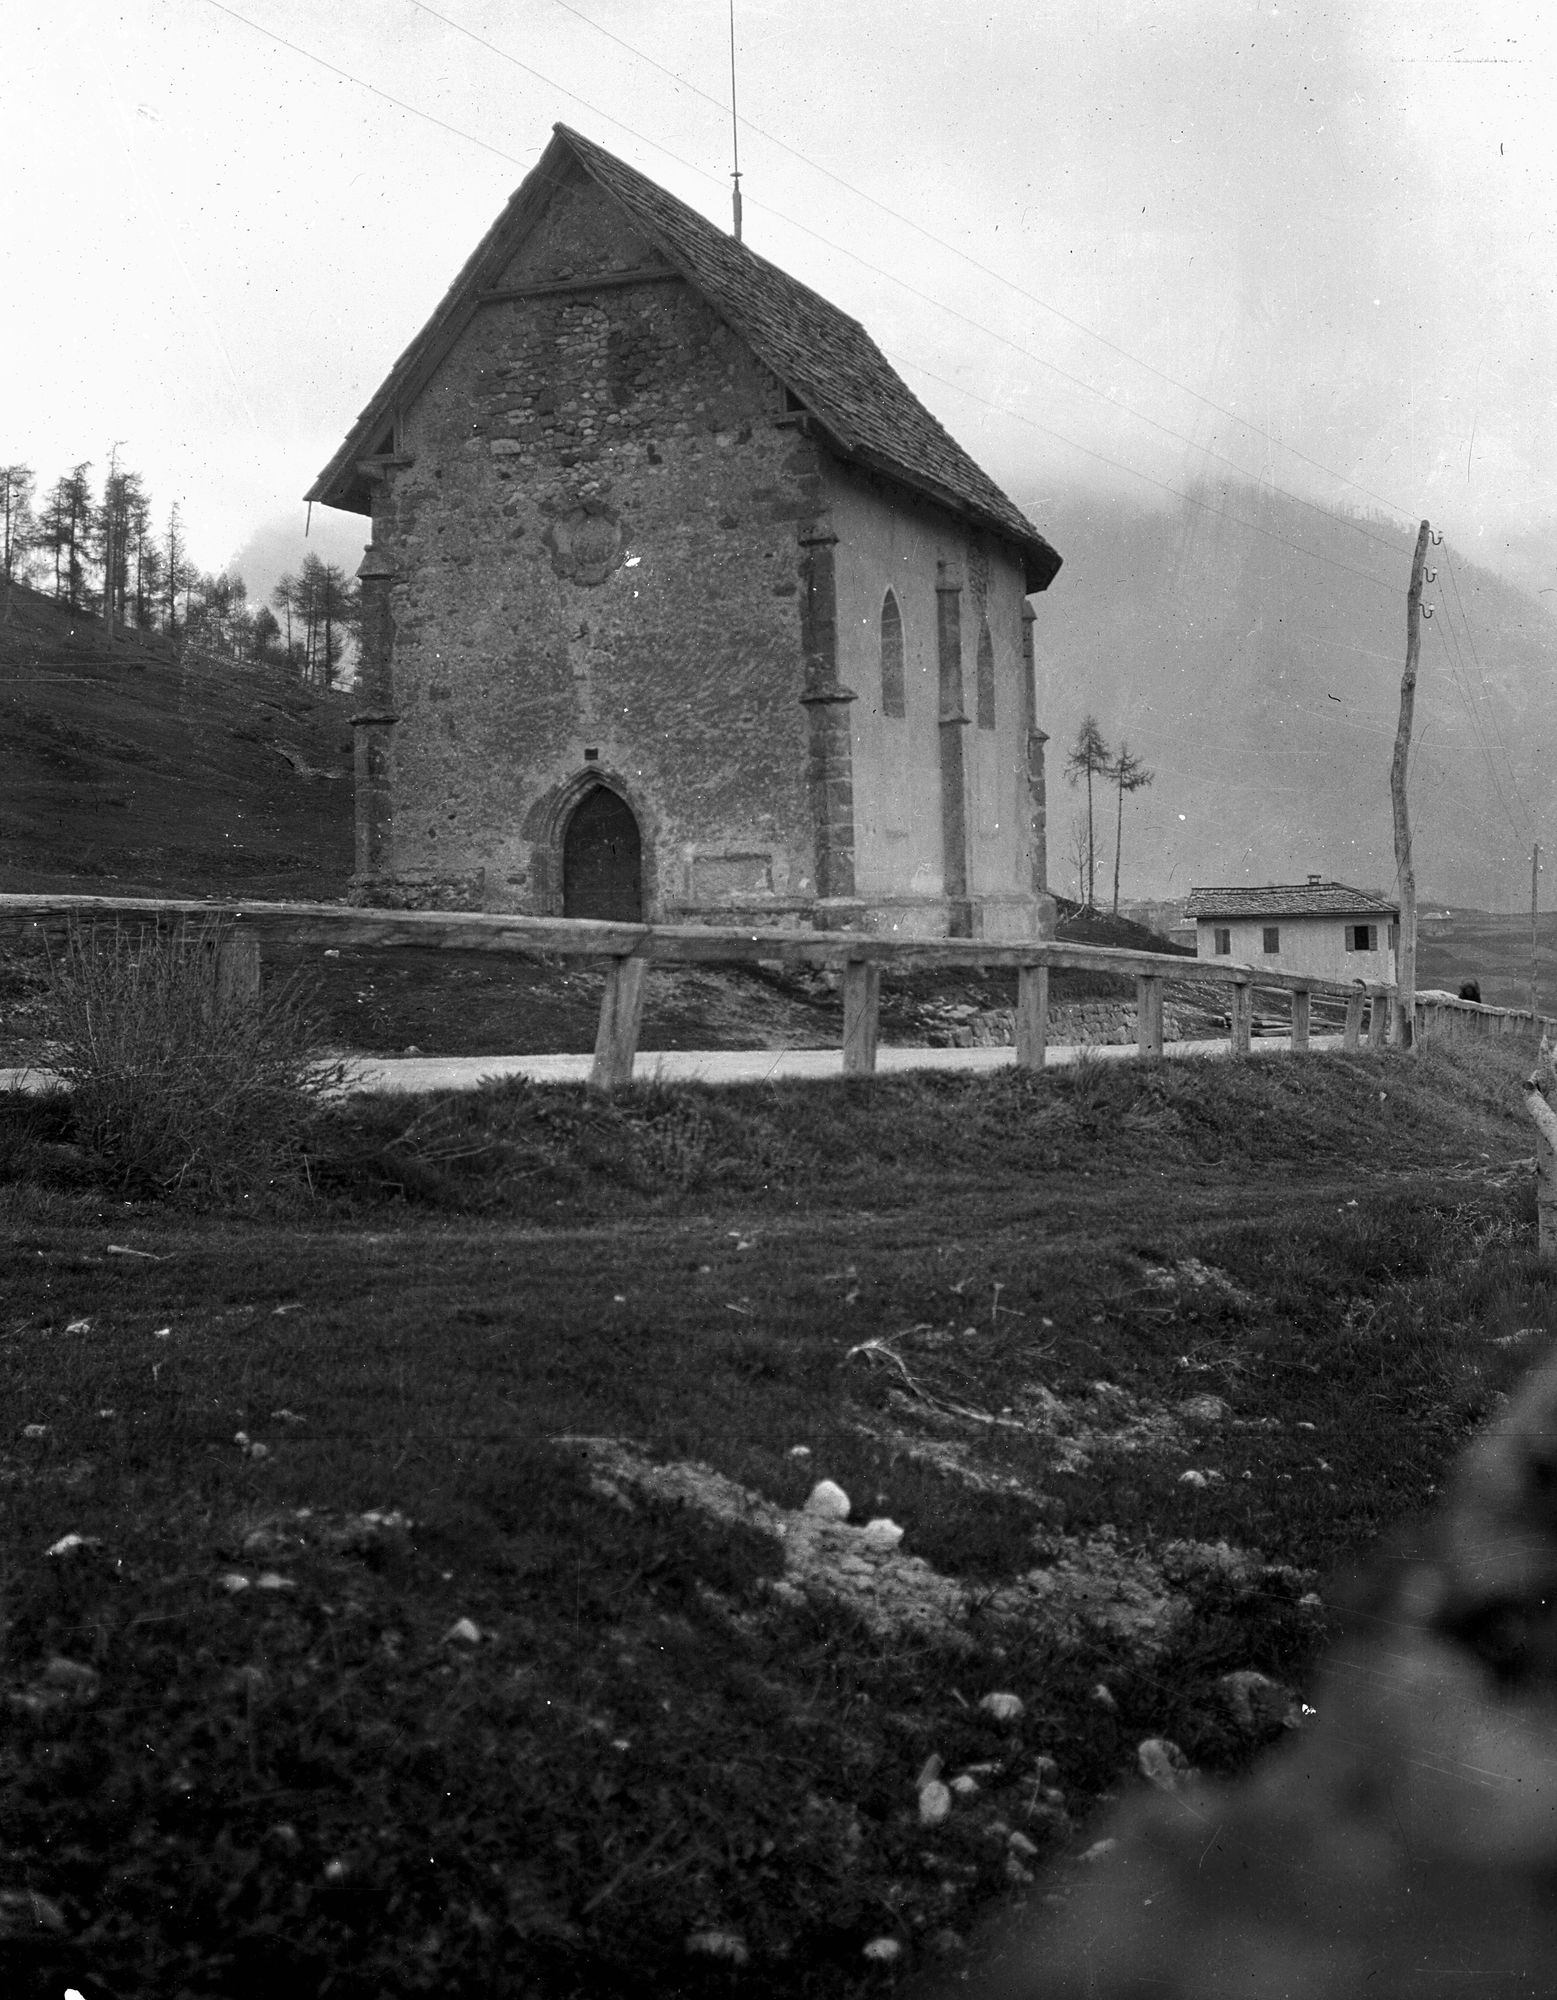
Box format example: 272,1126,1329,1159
1024,481,1557,912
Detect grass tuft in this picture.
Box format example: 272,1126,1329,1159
37,916,344,1206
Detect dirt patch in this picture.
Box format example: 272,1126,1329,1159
578,1439,1315,1659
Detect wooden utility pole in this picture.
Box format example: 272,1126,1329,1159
1532,843,1541,1019
1391,520,1430,1048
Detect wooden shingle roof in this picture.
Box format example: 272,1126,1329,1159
308,125,1061,592
1184,881,1399,920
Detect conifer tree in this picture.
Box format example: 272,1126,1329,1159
1065,714,1112,910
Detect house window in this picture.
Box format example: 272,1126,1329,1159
1389,921,1399,949
975,619,996,729
880,591,905,719
1262,926,1280,954
1213,927,1231,955
1346,923,1378,952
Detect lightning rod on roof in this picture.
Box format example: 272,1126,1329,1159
728,0,742,241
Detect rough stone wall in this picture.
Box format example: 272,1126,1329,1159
365,161,825,918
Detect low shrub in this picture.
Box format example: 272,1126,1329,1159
40,915,343,1204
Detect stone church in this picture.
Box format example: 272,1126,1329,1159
309,125,1063,936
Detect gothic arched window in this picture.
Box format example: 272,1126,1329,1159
880,590,906,719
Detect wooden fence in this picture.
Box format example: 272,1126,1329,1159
0,893,1542,1092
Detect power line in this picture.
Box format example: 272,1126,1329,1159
1421,550,1522,831
892,351,1398,595
529,0,1419,537
1440,544,1533,828
195,0,1404,599
405,0,1411,565
1427,613,1527,842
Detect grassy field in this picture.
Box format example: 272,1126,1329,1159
2,1038,1553,1998
0,590,353,902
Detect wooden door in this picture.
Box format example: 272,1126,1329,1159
563,787,642,921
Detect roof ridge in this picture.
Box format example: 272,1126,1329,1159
308,125,1058,590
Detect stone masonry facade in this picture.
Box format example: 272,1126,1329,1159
332,135,1060,936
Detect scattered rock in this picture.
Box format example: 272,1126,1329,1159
980,1691,1025,1724
444,1617,482,1645
1217,1669,1302,1734
41,1656,99,1698
804,1479,851,1521
45,1533,99,1558
686,1929,749,1964
919,1780,953,1826
1137,1738,1195,1793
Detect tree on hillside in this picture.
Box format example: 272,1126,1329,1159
187,570,254,659
251,604,284,665
1109,742,1156,915
296,552,360,687
1,464,36,616
36,463,95,608
272,572,300,666
162,503,195,640
1065,809,1091,906
1064,714,1112,910
129,486,162,630
97,464,149,630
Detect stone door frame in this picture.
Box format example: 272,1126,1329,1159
526,766,658,920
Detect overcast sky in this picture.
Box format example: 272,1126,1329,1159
6,0,1556,610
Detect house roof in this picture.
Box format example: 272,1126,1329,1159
307,125,1062,592
1184,881,1400,920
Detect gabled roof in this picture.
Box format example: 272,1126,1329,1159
1184,881,1400,920
307,125,1062,592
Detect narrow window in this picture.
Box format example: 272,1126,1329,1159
880,590,905,719
1214,927,1231,956
1346,923,1378,952
1262,926,1280,954
976,619,996,730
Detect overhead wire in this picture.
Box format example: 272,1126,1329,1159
1424,551,1529,836
1440,544,1534,829
889,351,1398,595
528,0,1417,538
1427,611,1527,842
406,0,1413,566
199,0,1413,596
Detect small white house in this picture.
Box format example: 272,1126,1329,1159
1185,879,1398,985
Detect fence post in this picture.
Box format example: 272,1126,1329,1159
589,955,648,1091
1230,979,1252,1056
841,959,882,1076
1015,963,1049,1070
1526,1071,1557,1258
1344,991,1364,1051
1290,987,1310,1053
1367,993,1389,1048
214,928,261,1007
1136,974,1164,1059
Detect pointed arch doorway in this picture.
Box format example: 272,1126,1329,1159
562,785,643,922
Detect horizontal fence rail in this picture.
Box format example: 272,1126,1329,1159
2,892,1549,1091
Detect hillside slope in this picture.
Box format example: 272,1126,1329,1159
0,586,354,900
1027,483,1556,912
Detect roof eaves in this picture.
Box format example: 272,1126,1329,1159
306,132,580,511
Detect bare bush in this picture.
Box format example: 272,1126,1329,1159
42,916,344,1203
